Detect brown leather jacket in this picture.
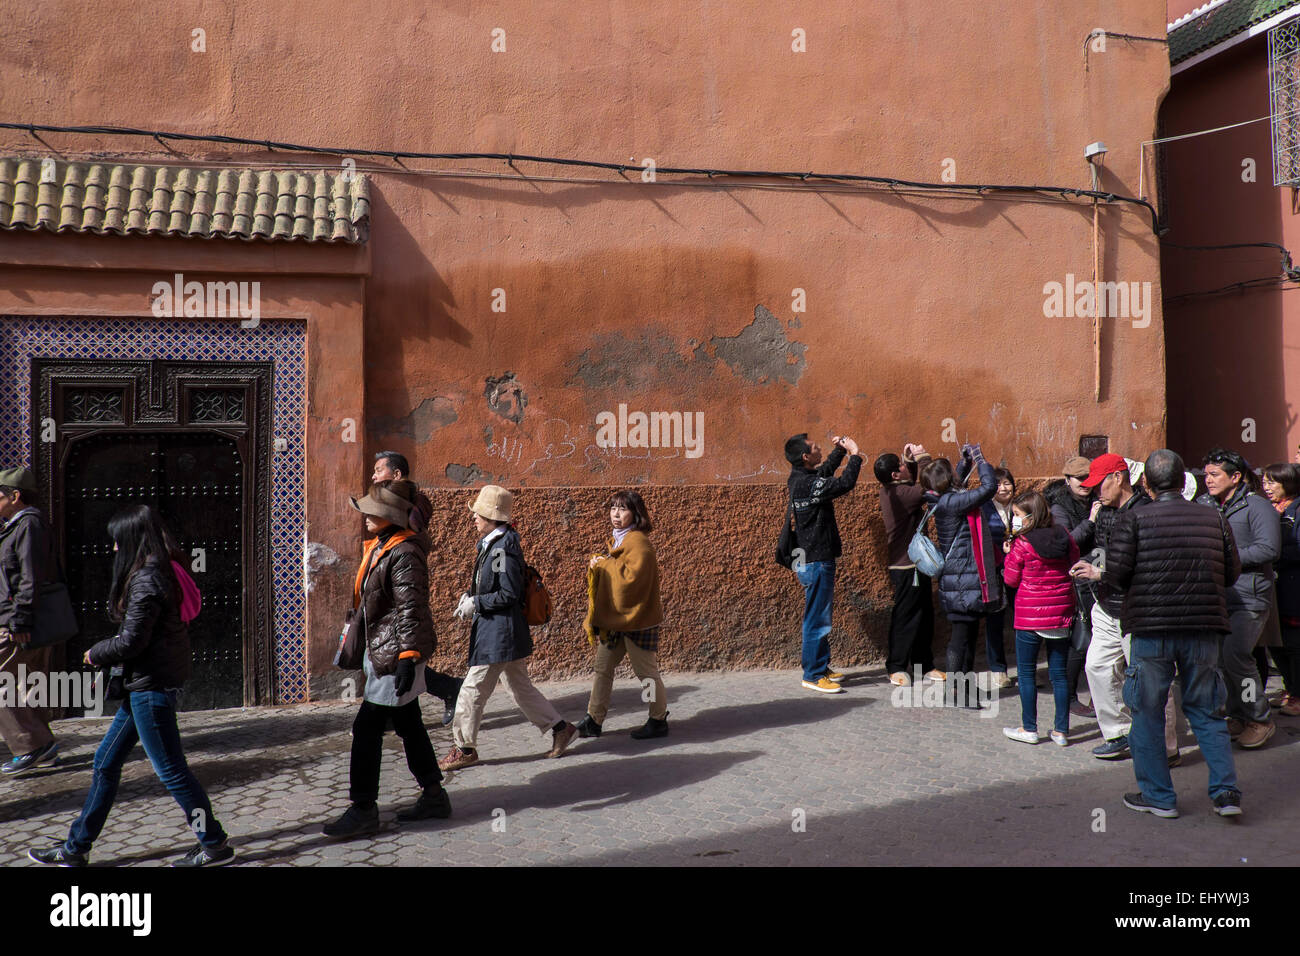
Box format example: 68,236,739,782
351,533,435,675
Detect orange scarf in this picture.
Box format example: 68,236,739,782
353,530,416,608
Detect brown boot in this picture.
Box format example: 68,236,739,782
1238,721,1276,749
547,722,578,758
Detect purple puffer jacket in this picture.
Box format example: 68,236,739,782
1002,526,1079,631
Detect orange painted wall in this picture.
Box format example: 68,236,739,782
0,0,1173,686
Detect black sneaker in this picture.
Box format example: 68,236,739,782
28,844,87,867
1212,790,1243,817
442,702,456,727
1092,736,1130,759
2,741,60,777
575,714,603,738
322,803,381,839
1122,792,1179,819
397,786,452,822
173,842,235,867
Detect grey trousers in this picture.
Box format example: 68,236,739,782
1222,607,1271,723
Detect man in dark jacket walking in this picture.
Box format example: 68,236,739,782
0,467,61,776
1074,449,1243,819
785,433,862,694
372,450,462,726
1047,455,1101,717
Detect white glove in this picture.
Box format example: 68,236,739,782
454,593,475,620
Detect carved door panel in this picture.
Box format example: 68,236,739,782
32,360,275,709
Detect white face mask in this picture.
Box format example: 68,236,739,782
1011,516,1025,532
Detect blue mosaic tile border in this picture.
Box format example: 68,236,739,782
0,316,308,704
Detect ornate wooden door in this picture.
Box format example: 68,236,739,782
31,359,275,709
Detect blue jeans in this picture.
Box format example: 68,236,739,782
796,560,835,681
66,689,227,855
1123,633,1238,810
1015,630,1069,734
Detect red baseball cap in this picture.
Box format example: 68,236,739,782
1081,452,1128,488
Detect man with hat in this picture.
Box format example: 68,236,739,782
1076,454,1177,763
439,485,578,771
0,467,62,775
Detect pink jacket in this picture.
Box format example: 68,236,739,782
1002,526,1079,631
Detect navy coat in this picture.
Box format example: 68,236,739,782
925,458,1005,622
468,526,532,665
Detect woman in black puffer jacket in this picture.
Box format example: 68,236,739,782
28,505,233,868
922,443,1005,706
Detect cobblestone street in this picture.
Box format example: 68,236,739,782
2,668,1296,867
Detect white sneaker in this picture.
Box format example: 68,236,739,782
1003,726,1040,744
990,672,1013,689
1050,730,1069,747
924,669,946,682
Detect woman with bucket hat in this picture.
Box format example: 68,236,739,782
439,485,578,770
323,479,451,839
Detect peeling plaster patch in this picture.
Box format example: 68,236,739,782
485,372,528,423
303,542,341,593
710,305,807,385
446,462,490,485
567,330,694,390
370,396,458,441
483,425,494,447
410,397,458,440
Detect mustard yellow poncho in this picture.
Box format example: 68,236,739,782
584,529,664,643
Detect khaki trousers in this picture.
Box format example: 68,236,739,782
0,638,55,755
452,658,562,751
587,637,668,723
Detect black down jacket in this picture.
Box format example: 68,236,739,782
468,526,532,666
1276,498,1300,619
356,533,436,676
926,457,1004,621
1100,491,1241,635
88,558,191,692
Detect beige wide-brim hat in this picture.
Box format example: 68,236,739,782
350,484,415,528
0,467,38,494
469,484,513,523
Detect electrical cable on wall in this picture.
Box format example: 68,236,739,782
1161,239,1300,302
0,121,1165,235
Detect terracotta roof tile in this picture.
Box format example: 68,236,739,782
0,156,369,243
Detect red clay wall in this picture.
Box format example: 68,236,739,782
0,0,1172,688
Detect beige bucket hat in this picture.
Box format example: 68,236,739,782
468,484,513,523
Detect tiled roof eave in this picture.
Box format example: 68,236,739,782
0,157,370,244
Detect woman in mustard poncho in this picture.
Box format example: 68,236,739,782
575,490,668,740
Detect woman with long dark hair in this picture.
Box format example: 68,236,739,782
28,505,233,867
1261,462,1300,716
575,490,668,740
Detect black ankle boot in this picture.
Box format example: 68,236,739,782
575,714,603,738
323,802,380,838
397,785,452,822
630,713,669,740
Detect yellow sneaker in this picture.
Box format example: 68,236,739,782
801,676,844,694
825,670,845,682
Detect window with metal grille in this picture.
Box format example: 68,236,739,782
1269,17,1300,186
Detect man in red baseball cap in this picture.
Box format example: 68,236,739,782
1073,453,1179,763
